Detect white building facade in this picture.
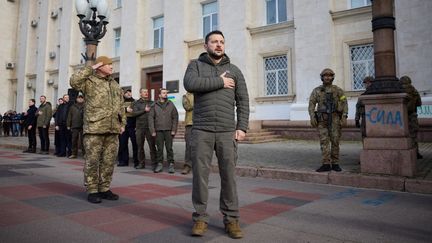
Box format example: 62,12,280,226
1,0,431,125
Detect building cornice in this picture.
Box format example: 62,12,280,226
138,48,163,56
47,69,59,75
184,39,204,48
247,20,294,36
26,74,37,79
330,6,372,21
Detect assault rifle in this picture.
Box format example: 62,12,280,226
325,92,335,133
316,92,335,133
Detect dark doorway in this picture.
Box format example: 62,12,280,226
147,71,163,101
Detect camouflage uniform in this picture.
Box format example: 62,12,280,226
400,76,422,158
309,84,348,165
182,92,194,168
355,98,366,138
70,66,125,194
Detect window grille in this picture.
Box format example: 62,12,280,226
264,55,288,96
350,44,374,90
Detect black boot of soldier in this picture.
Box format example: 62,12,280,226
316,164,331,172
332,164,342,172
87,193,102,203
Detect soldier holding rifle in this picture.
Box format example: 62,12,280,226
308,68,348,172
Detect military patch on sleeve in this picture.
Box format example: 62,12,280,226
340,95,347,101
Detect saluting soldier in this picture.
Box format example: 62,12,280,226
70,56,126,204
308,68,348,172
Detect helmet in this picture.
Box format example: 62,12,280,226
400,76,412,85
320,68,335,81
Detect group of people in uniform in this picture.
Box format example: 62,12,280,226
67,29,423,239
115,86,195,175
22,93,85,159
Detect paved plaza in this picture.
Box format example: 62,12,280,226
0,145,431,242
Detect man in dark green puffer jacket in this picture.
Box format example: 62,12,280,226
184,30,249,239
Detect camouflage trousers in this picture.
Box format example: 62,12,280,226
408,113,420,153
317,118,341,164
83,134,119,194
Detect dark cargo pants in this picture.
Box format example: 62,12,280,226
155,130,174,164
191,129,239,224
71,128,84,156
136,127,156,167
118,126,138,165
184,125,193,167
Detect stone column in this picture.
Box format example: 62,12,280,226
360,0,416,177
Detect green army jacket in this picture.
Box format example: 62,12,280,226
36,102,52,128
69,66,126,134
67,103,84,129
130,98,154,129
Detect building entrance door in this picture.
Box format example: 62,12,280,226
147,71,163,101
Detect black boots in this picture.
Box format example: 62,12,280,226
316,164,331,172
331,164,342,172
100,190,119,200
87,190,119,204
23,147,36,153
87,193,102,203
316,164,342,172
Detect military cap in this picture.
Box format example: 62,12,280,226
95,56,113,66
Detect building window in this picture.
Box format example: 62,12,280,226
202,1,218,37
350,44,374,90
266,0,287,25
350,0,371,9
153,16,164,49
115,0,122,8
114,28,121,57
264,55,288,96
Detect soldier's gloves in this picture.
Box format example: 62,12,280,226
310,116,318,128
355,120,360,128
341,116,348,127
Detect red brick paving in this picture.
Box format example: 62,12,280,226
0,185,56,200
240,201,296,224
32,182,83,194
0,201,52,227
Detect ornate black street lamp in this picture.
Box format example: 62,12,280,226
75,0,110,66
